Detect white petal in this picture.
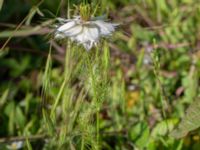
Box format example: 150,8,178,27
87,27,99,41
70,26,99,50
73,27,91,43
94,20,116,36
57,21,76,32
82,27,93,42
54,33,65,39
83,41,93,50
72,27,86,43
76,27,99,42
63,25,83,37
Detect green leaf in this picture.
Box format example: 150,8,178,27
0,88,9,108
1,56,31,77
129,122,150,148
4,101,15,134
0,47,9,57
151,118,178,138
42,109,55,136
182,66,198,103
170,98,200,138
15,106,26,129
26,138,33,150
0,0,3,11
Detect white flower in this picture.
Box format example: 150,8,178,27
54,16,118,50
6,141,23,150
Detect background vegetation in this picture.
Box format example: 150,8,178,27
0,0,200,149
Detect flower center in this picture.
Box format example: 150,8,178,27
79,3,91,22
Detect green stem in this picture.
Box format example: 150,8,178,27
67,0,70,19
83,0,88,4
96,107,100,149
85,53,100,149
65,41,71,77
81,136,84,150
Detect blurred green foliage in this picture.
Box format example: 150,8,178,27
0,0,200,150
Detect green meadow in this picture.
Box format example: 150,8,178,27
0,0,200,149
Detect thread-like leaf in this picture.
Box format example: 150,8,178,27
42,109,55,136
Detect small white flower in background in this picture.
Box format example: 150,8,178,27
6,141,23,150
54,4,118,50
143,53,152,65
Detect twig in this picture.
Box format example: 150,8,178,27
0,134,48,143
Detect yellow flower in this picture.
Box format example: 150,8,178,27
126,86,140,109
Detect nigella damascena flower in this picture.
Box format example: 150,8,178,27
54,16,118,50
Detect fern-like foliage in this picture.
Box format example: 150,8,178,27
170,98,200,138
